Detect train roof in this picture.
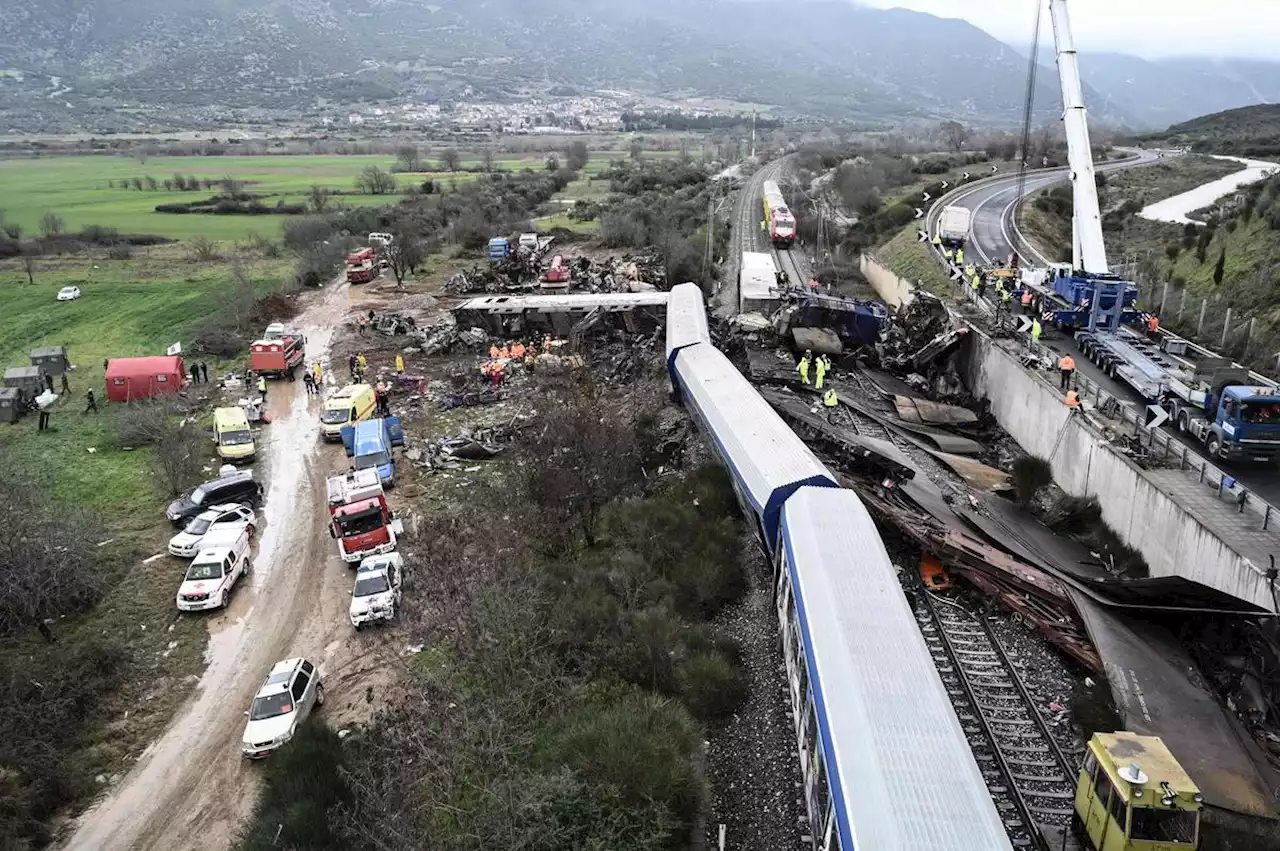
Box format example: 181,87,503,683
672,344,836,546
780,487,1014,851
665,283,711,372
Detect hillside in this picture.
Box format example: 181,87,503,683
1138,104,1280,158
0,0,1122,132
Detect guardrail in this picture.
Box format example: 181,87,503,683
933,242,1280,540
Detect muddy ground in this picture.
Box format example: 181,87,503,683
63,280,412,851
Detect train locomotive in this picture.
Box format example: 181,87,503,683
762,179,797,249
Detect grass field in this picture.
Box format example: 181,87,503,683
0,151,619,243
0,247,290,521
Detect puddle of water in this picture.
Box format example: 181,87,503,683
1139,155,1279,225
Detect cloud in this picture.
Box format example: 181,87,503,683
856,0,1280,59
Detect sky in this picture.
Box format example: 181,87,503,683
856,1,1279,60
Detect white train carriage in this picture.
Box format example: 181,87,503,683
665,282,711,378
763,179,797,248
670,340,838,550
778,487,1014,851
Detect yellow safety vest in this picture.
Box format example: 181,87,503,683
823,390,838,407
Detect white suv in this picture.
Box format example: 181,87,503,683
175,529,251,611
349,553,403,629
241,658,324,759
168,502,257,557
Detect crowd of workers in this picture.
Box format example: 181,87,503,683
479,338,543,390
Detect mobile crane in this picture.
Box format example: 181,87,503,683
1040,0,1280,465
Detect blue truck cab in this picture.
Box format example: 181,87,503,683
1212,386,1280,462
487,237,510,263
340,417,406,486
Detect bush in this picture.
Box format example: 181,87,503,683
676,646,748,720
235,721,352,851
1011,455,1053,506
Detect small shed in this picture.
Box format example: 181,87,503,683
0,387,21,423
105,356,186,403
30,345,69,376
4,366,45,398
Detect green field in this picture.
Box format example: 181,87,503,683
0,248,290,522
0,152,628,243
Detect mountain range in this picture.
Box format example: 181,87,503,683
0,0,1276,133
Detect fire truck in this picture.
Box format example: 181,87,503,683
346,247,378,284
326,468,402,564
249,323,306,379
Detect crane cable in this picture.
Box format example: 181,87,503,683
1013,1,1044,265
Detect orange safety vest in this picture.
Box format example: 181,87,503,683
1148,315,1159,332
1065,390,1080,408
1021,291,1033,306
1059,355,1076,371
489,345,499,359
513,343,525,359
498,347,510,359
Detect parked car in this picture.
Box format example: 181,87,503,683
175,528,252,611
168,503,257,557
349,552,403,629
56,286,81,301
241,658,324,759
165,471,262,526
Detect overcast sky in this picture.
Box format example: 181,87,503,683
857,1,1278,60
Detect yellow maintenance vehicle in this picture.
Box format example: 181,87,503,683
1068,732,1202,851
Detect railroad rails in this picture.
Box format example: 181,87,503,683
916,590,1079,850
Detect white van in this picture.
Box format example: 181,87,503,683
175,524,253,611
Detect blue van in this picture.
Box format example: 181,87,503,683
340,417,405,486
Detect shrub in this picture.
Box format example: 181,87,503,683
676,646,748,720
1011,455,1053,506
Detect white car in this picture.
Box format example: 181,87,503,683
56,286,81,301
168,503,257,557
242,658,324,759
175,538,250,611
349,552,403,629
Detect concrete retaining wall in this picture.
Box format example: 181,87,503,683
961,330,1275,611
860,253,916,309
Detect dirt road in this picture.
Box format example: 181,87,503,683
64,281,397,851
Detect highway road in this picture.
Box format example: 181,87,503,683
939,150,1280,506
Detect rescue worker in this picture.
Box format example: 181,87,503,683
84,389,98,413
971,273,981,297
823,388,838,408
1030,317,1043,346
998,286,1012,319
489,360,504,390
1058,353,1076,391
944,247,953,262
956,247,964,268
357,352,368,377
797,350,813,386
809,279,820,294
1147,313,1160,340
257,374,267,401
303,370,317,395
931,233,942,248
1065,389,1080,408
348,353,358,379
490,343,500,359
814,353,828,390
964,264,975,280
499,344,510,360
395,352,405,375
1021,290,1033,310
513,341,526,360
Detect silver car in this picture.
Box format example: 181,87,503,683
241,657,324,758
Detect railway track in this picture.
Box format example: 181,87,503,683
915,591,1079,851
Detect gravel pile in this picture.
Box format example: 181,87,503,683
703,539,803,850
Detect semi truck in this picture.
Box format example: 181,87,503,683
936,205,972,249
346,247,378,284
487,237,511,263
1156,360,1280,463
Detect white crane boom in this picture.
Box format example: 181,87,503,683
1048,0,1108,274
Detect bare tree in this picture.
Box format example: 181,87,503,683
546,153,561,172
144,175,158,191
355,165,397,195
481,147,495,173
438,148,462,172
163,178,173,191
173,173,187,191
565,140,589,171
22,256,36,285
116,400,206,496
4,221,22,240
131,176,144,191
384,234,425,288
185,235,220,262
308,184,332,213
394,144,422,172
937,120,970,152
39,212,65,239
629,137,644,160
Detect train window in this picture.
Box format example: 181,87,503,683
1082,751,1098,781
821,801,839,851
1107,783,1129,832
1131,808,1197,844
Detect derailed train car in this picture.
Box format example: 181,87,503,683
665,282,1013,851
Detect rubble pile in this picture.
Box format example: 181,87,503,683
442,251,669,296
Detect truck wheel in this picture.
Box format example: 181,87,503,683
1176,411,1189,433
315,683,326,706
220,590,229,609
1208,435,1223,458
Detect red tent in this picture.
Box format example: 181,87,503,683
104,356,186,403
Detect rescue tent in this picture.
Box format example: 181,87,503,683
105,355,185,403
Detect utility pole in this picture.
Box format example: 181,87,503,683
750,111,757,161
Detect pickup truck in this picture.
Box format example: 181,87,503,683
340,416,406,486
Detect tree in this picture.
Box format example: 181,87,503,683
39,212,65,239
163,179,173,191
4,221,22,240
1213,247,1226,285
1012,456,1053,507
938,120,970,152
385,234,425,288
394,144,422,173
185,235,219,262
116,400,205,496
481,147,495,173
565,140,589,171
172,173,187,191
309,184,332,213
144,175,158,191
546,153,561,172
130,176,144,191
439,148,461,172
355,165,397,195
629,137,644,161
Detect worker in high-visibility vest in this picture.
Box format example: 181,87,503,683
814,353,828,390
823,388,838,408
1031,318,1043,345
964,264,975,279
797,350,812,385
1058,353,1076,391
1021,290,1033,308
395,352,405,374
956,248,965,267
932,233,942,247
1065,390,1080,408
944,248,954,261
1147,313,1160,340
971,274,981,294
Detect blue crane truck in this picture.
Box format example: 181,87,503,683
1160,362,1280,463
